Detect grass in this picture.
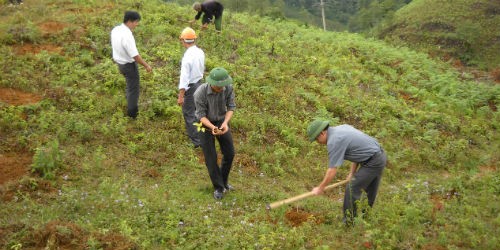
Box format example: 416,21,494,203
0,0,499,249
377,0,500,70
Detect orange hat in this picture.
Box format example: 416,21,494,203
179,27,197,42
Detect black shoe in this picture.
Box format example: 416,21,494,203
223,184,235,193
213,189,224,200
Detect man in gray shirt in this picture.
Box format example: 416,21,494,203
194,67,236,200
307,119,387,224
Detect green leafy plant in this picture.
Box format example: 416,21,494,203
31,140,62,180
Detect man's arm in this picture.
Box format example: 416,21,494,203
312,167,337,195
177,88,186,106
219,110,233,134
200,117,221,135
347,162,358,181
194,11,202,20
133,55,152,72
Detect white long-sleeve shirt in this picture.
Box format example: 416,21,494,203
179,45,205,90
111,24,139,65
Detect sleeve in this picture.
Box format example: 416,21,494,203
226,85,236,111
178,56,190,90
328,139,347,168
194,87,207,120
195,11,202,20
123,33,139,58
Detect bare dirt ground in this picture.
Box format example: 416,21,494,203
0,88,42,188
0,87,43,105
0,152,31,186
0,87,139,248
0,220,139,250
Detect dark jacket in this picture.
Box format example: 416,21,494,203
195,1,224,24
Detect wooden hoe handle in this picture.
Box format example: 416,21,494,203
266,179,349,210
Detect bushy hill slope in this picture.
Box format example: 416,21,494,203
377,0,500,70
0,0,499,249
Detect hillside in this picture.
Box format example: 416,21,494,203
377,0,500,71
1,0,499,249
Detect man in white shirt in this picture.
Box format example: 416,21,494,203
111,11,152,119
178,27,205,147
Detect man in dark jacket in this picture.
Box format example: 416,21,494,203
194,67,236,200
191,1,224,31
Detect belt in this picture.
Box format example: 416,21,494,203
365,148,384,163
188,80,202,87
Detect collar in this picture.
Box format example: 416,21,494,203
207,84,225,95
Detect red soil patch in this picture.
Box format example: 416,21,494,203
234,153,259,175
490,68,500,83
1,177,57,203
38,21,68,36
430,193,444,220
476,164,498,177
12,43,63,55
13,220,139,250
0,151,31,185
285,207,323,227
0,87,43,105
399,90,418,102
422,244,447,250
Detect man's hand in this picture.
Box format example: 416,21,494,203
346,173,353,181
312,186,324,195
212,127,222,135
177,95,184,106
145,64,152,73
218,123,229,135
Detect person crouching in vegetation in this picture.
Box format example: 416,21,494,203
194,67,235,200
191,1,224,32
178,27,205,148
111,11,152,119
307,119,387,225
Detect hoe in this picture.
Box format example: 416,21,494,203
266,179,349,210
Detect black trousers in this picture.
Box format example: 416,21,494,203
200,121,235,192
182,82,201,146
344,149,387,221
118,62,140,118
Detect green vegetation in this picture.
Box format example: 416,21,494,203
377,0,500,70
1,0,499,249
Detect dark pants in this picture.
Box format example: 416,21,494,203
200,121,235,192
118,62,140,118
182,82,201,146
203,13,223,31
344,149,386,222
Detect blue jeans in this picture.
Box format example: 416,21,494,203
200,121,235,192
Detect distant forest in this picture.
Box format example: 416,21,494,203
164,0,412,32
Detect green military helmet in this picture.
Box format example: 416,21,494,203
207,67,233,87
307,119,329,142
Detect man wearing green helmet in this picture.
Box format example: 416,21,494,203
307,119,387,224
194,67,236,200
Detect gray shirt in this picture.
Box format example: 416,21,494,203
194,83,236,122
327,125,381,168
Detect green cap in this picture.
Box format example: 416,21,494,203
207,67,233,87
307,119,329,142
